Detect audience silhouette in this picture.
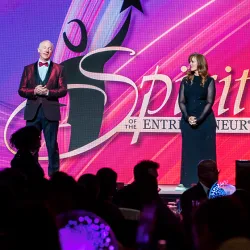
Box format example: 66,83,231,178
1,127,250,250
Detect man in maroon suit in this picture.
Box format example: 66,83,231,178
18,40,67,176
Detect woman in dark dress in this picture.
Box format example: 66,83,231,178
178,53,217,187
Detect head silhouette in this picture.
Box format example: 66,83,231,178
133,160,159,183
10,126,41,153
198,160,219,188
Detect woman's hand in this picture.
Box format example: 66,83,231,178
188,116,197,126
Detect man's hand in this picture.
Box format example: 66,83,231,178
34,85,41,95
34,85,49,96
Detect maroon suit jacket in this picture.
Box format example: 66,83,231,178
19,61,67,121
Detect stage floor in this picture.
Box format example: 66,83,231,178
158,185,186,195
158,185,187,203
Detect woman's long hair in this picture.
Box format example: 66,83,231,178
187,53,209,87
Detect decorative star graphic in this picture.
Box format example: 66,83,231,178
120,0,143,13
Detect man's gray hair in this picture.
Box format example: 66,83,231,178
38,40,54,50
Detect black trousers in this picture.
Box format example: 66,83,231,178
26,105,59,176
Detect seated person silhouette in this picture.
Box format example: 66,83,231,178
113,160,159,210
180,159,219,249
10,126,44,180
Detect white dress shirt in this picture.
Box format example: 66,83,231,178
200,181,210,197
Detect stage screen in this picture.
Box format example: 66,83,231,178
1,0,250,184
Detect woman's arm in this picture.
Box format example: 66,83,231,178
196,78,216,124
178,79,189,121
